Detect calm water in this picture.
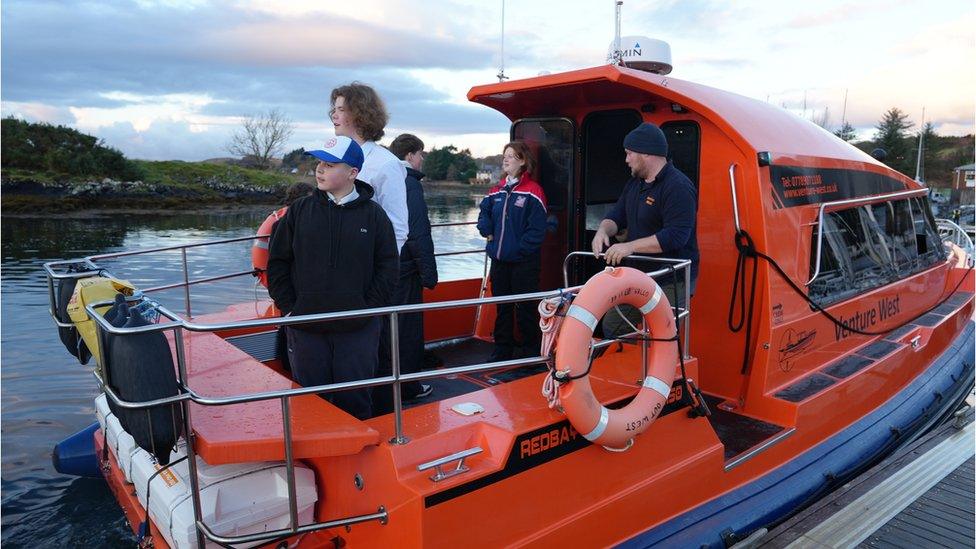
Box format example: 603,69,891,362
0,187,487,547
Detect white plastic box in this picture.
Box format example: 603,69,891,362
130,437,318,549
95,393,140,482
95,394,320,548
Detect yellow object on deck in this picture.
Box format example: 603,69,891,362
66,276,135,366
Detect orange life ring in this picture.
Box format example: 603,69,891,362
252,207,288,288
554,267,678,449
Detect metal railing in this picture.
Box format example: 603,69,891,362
46,222,487,321
937,218,975,261
44,224,694,547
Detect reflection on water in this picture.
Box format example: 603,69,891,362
0,186,487,546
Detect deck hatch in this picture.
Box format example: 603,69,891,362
225,331,279,362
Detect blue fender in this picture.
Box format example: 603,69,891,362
52,422,102,478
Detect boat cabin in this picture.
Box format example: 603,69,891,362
467,63,949,409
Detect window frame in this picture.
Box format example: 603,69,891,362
808,194,947,307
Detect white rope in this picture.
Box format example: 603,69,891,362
538,293,571,410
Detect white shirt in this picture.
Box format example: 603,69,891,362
327,187,359,206
358,141,409,251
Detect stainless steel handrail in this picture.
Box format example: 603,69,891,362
55,217,699,547
729,163,741,233
431,221,478,228
806,188,929,285
196,506,388,545
561,251,693,358
44,221,485,331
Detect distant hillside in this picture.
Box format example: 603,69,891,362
0,118,301,212
853,134,974,186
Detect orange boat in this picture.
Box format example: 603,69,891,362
48,46,974,548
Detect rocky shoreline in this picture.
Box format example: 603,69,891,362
1,176,289,213
1,172,493,214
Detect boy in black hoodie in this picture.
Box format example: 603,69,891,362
267,135,398,420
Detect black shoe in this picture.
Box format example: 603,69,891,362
405,384,433,400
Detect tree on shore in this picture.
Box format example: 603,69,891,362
227,109,294,169
874,108,913,174
1,116,144,180
834,121,857,142
424,145,477,181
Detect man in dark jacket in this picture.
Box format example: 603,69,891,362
372,133,438,411
267,135,398,420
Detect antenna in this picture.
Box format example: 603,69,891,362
915,106,926,183
610,1,624,65
497,0,509,82
841,88,848,125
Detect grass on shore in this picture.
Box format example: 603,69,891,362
134,160,294,190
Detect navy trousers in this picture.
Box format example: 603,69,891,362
286,318,381,420
490,256,541,355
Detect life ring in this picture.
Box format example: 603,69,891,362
252,207,287,287
553,267,678,449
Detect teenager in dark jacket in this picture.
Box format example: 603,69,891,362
372,133,438,412
477,141,548,361
267,135,398,420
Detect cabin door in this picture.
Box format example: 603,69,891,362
511,118,575,291
572,109,643,285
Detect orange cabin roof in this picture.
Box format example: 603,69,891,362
468,64,909,178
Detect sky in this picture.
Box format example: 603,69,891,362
2,0,973,160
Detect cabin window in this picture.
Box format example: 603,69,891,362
910,196,944,268
660,121,701,189
581,110,643,231
809,196,947,306
512,118,574,212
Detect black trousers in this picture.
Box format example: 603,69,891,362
490,256,541,352
374,271,425,415
286,318,380,420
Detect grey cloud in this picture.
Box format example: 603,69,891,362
0,0,510,159
94,119,234,161
1,0,494,106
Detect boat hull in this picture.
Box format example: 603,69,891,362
622,321,975,548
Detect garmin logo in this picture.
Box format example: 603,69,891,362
623,47,642,57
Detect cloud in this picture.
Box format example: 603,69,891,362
1,0,971,162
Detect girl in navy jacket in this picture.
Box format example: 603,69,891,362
477,141,547,361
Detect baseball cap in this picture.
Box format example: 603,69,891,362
305,135,364,170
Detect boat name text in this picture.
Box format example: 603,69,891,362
834,295,901,340
519,425,580,458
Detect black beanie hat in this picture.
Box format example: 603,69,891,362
623,123,668,157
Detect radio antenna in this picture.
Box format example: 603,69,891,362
609,1,624,65
915,106,926,183
497,0,509,81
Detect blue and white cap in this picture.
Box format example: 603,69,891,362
305,135,364,170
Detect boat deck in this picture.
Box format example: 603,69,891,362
757,403,975,548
